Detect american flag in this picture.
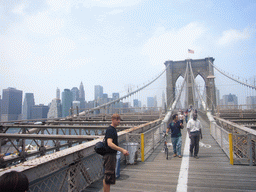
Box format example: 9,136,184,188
188,49,194,54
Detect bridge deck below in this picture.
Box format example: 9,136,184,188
84,116,256,192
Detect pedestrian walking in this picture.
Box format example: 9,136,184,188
178,111,184,124
187,113,203,159
166,114,183,158
103,114,129,192
184,109,188,123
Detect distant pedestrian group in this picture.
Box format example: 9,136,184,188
166,109,203,159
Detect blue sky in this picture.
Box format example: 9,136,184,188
1,0,255,105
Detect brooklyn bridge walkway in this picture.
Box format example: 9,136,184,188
84,115,256,192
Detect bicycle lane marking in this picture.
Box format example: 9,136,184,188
176,132,190,192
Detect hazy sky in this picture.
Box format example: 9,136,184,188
1,0,255,105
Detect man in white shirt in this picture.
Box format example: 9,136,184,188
187,113,203,159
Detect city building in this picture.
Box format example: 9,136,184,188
79,82,85,101
138,101,142,108
103,93,108,99
147,97,155,108
87,101,94,109
31,104,49,119
112,93,119,100
72,101,80,115
71,87,79,101
47,98,62,119
154,96,158,109
22,93,35,120
79,82,86,111
1,87,23,121
56,87,60,100
94,85,103,100
133,99,142,112
111,93,121,111
133,99,139,108
246,96,256,109
62,89,73,117
222,93,238,108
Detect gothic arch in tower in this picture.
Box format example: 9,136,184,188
164,57,216,110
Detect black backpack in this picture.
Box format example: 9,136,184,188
94,139,108,156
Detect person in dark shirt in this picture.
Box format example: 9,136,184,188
103,114,129,192
166,114,183,158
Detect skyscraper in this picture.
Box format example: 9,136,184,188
22,93,35,120
56,87,60,100
47,98,62,119
1,87,23,121
94,85,103,100
222,93,238,109
31,104,49,119
62,89,72,117
72,101,80,115
147,97,154,108
112,93,119,100
79,82,85,101
112,93,121,110
246,96,256,109
71,87,79,101
78,82,86,111
133,99,139,107
154,96,158,108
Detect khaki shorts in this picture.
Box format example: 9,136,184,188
103,153,117,184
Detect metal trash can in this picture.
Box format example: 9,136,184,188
123,143,139,164
115,151,121,178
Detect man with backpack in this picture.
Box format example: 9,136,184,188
103,114,129,192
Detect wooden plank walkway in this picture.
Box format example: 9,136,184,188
84,116,256,192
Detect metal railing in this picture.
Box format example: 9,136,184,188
126,123,165,162
0,122,135,168
210,116,256,166
141,124,164,160
0,119,162,192
210,121,231,160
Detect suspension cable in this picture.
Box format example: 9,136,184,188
77,66,167,116
163,62,189,123
188,61,208,111
209,60,256,90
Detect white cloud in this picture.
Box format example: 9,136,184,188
25,11,64,35
21,37,77,74
12,3,26,16
69,57,93,69
0,36,32,63
218,28,252,45
28,56,93,74
49,37,76,56
81,0,144,8
108,9,123,15
142,22,207,65
46,0,72,12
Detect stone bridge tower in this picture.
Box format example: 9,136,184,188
164,57,216,110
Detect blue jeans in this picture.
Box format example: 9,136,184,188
171,136,182,156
